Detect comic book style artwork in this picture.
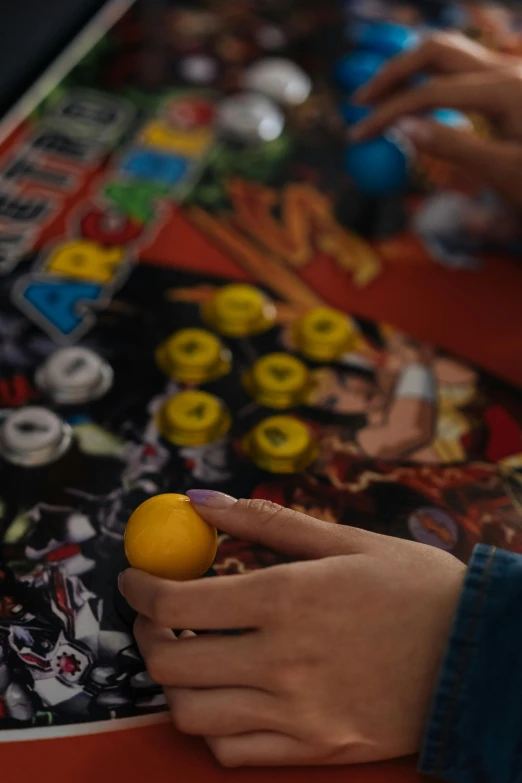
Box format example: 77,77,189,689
0,0,522,738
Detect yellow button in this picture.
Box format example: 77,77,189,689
243,353,311,409
157,390,231,446
293,307,355,362
202,283,276,337
125,493,218,580
156,328,232,384
243,415,318,473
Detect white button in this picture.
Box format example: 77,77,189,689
217,92,284,143
44,347,102,391
2,407,63,453
243,58,312,106
36,347,113,403
179,55,218,84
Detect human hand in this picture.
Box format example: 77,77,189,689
119,492,465,768
350,33,522,209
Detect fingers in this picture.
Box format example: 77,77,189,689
121,567,272,629
206,732,311,768
397,118,522,208
133,614,264,687
356,32,508,105
165,686,280,736
355,41,439,105
186,492,368,559
352,73,503,141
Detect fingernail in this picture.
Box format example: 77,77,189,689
395,117,432,142
178,629,197,639
118,571,125,596
187,489,237,509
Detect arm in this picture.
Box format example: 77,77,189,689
420,544,522,782
357,363,437,459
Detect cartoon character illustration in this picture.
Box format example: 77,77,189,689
304,326,522,468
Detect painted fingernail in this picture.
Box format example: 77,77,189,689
395,117,432,141
187,489,237,509
117,571,125,596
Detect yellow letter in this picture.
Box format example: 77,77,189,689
45,240,124,284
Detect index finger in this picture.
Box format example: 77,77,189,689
356,33,508,105
119,567,274,630
351,75,497,141
355,43,434,105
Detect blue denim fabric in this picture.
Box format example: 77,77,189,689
419,544,522,782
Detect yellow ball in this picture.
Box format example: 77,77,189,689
124,494,218,581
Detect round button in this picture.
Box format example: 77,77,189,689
344,135,409,197
35,347,113,404
125,493,218,580
156,329,232,384
350,20,418,57
243,353,310,409
157,390,231,446
179,55,218,85
243,58,312,106
293,307,356,362
431,108,471,130
333,51,387,93
243,415,318,473
217,92,285,143
202,283,276,338
0,406,72,466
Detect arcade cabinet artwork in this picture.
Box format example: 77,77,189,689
0,0,522,740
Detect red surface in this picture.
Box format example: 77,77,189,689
3,722,425,783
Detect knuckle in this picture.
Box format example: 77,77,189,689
235,498,289,544
236,497,284,521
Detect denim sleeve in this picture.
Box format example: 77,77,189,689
419,544,522,783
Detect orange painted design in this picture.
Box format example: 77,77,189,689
228,179,381,286
186,204,324,309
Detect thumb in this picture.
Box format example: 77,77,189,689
186,490,368,559
397,117,522,209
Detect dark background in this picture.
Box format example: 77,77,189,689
0,0,108,117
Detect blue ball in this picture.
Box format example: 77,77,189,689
432,108,471,129
339,101,372,125
344,136,409,196
333,51,387,93
350,20,419,57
